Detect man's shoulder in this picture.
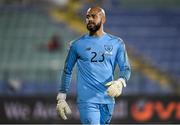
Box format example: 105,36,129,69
106,33,124,43
70,34,87,45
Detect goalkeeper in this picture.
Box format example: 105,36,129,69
56,6,131,124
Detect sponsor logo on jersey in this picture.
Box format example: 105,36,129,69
85,47,91,51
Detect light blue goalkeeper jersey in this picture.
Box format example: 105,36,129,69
59,32,131,104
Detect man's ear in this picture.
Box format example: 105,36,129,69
102,16,106,24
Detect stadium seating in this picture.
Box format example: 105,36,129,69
105,8,180,78
0,6,78,95
0,3,179,95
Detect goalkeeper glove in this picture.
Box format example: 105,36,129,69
105,78,126,98
56,92,71,120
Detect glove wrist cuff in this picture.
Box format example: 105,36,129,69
117,78,126,87
57,92,67,101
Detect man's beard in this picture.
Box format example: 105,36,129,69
87,21,101,32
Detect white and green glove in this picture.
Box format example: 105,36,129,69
106,78,126,98
56,92,71,120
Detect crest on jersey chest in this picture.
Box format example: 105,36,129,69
104,45,113,55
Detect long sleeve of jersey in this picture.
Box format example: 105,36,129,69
116,41,131,82
59,44,77,93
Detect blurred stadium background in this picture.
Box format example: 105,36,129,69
0,0,180,124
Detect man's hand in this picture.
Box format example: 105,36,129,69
105,78,126,98
56,93,71,120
